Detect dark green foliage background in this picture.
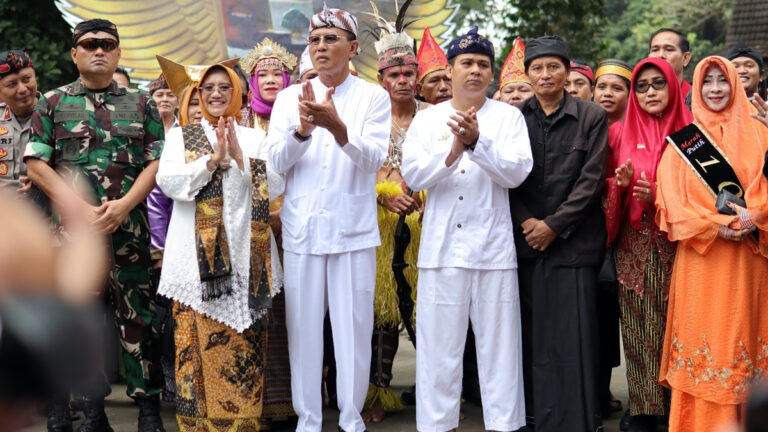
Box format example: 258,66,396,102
0,0,78,92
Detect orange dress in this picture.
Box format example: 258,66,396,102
655,56,768,431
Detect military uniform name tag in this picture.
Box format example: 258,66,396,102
115,124,143,137
58,103,84,111
113,104,137,111
56,112,89,122
111,111,142,122
111,94,140,104
56,102,89,122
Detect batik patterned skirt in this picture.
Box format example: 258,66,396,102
174,302,267,432
617,224,674,416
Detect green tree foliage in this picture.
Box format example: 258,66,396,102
601,0,732,73
500,0,608,65
0,0,78,92
451,0,732,76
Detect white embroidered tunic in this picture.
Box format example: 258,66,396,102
401,99,534,270
156,118,284,332
267,74,391,255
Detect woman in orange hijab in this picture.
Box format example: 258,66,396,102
156,62,285,431
655,56,768,431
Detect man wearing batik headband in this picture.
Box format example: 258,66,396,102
401,26,532,432
267,5,390,432
0,50,41,199
509,35,608,432
416,27,452,104
566,60,594,100
239,37,297,132
363,3,424,422
25,18,166,432
498,37,534,105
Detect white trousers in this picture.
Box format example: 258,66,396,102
416,267,526,432
283,248,375,432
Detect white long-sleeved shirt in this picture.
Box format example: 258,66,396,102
401,99,533,269
267,74,391,255
156,119,285,332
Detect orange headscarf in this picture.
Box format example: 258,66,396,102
655,56,768,255
178,87,198,126
198,64,243,125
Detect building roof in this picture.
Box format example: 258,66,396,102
726,0,768,56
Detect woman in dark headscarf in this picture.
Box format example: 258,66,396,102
604,57,692,431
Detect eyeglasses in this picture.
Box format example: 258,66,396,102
198,84,233,95
307,34,347,46
77,38,119,52
634,78,668,93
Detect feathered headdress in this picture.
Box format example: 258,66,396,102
363,0,418,72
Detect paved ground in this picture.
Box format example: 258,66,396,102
25,333,630,431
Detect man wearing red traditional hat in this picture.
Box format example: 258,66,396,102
498,38,534,105
566,60,594,100
416,27,452,104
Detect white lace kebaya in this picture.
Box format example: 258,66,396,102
156,118,285,332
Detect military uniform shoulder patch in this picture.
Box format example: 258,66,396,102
35,97,48,113
1,105,10,121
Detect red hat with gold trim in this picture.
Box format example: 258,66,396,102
417,27,448,83
499,38,529,90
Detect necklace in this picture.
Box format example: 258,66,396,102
385,99,420,169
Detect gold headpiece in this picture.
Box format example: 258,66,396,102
156,55,240,99
239,38,298,75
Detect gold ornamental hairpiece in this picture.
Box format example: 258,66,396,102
239,37,298,74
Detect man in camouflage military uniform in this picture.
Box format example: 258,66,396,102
0,50,40,197
24,19,165,432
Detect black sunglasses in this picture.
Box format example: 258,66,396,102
634,78,667,94
77,38,119,52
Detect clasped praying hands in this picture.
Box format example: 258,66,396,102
297,81,348,146
210,117,244,172
445,107,480,167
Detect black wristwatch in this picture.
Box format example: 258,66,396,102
466,138,478,151
293,128,310,142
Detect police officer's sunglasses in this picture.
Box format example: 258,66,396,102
76,38,119,52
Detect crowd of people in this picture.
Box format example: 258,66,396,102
1,3,768,432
